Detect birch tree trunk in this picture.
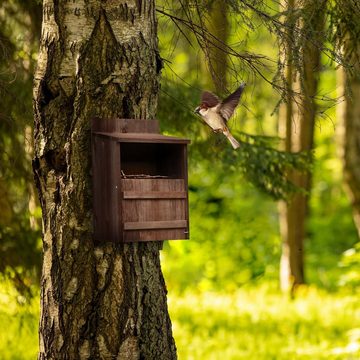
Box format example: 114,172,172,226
33,1,176,359
278,0,324,294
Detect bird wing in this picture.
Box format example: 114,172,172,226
201,91,221,107
219,83,246,121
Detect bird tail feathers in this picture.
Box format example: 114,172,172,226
223,130,240,150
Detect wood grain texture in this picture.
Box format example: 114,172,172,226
92,136,121,243
122,178,185,192
124,220,187,230
124,229,188,242
123,191,187,199
122,199,186,222
121,179,188,241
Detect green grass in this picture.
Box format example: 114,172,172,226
168,285,360,360
0,283,39,360
0,284,359,359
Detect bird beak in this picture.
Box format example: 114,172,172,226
194,106,200,114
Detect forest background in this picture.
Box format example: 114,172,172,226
0,0,359,359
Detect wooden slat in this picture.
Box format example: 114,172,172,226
122,178,185,192
123,191,187,199
122,199,186,223
124,220,187,230
94,132,190,144
92,136,121,244
123,229,189,242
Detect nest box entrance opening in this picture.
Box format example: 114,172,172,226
120,142,185,179
91,118,190,243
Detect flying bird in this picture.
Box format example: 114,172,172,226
194,83,246,149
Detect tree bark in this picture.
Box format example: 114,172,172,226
33,1,176,359
336,2,360,239
278,0,324,294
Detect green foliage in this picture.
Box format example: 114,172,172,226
159,80,311,293
158,80,312,201
157,1,360,295
221,133,312,200
162,164,280,292
0,0,42,290
339,242,360,289
0,219,41,294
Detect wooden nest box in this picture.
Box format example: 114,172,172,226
91,118,190,243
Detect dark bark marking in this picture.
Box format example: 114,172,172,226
39,79,59,107
44,149,67,173
105,3,136,23
135,0,142,15
156,51,163,74
32,157,43,200
36,41,59,111
122,96,132,118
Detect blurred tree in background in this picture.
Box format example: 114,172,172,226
202,0,229,92
277,0,325,294
332,0,360,288
0,0,42,295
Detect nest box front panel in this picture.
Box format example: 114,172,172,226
91,118,190,243
121,178,188,242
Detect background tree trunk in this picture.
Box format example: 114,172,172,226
25,125,40,230
278,0,324,294
202,0,228,93
33,1,176,359
336,2,360,239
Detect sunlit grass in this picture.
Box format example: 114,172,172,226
0,283,359,359
0,281,39,360
168,285,360,360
